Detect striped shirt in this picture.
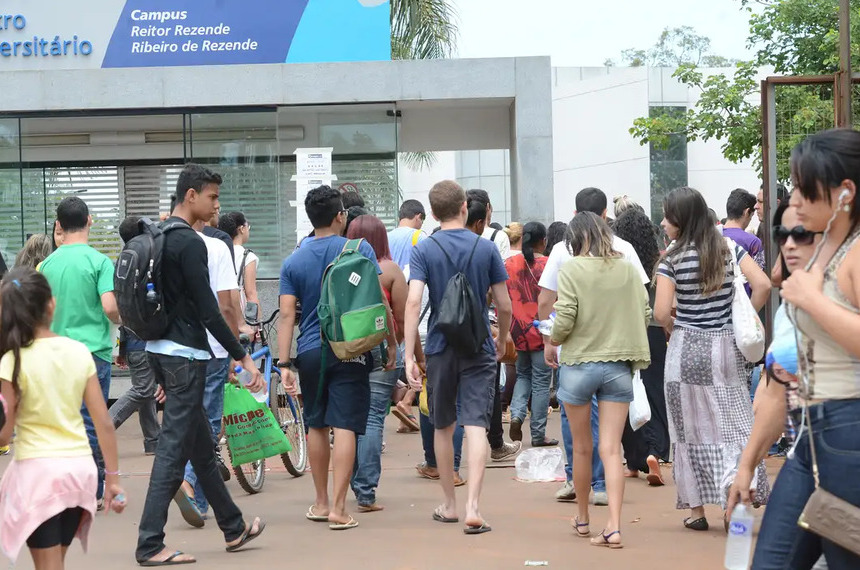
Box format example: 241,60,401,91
657,243,745,331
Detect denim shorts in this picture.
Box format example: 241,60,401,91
557,361,634,406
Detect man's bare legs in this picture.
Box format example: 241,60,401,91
329,427,357,524
463,425,490,528
307,427,331,518
433,423,457,519
564,402,593,527
597,400,629,539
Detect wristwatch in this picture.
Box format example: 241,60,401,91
276,360,294,370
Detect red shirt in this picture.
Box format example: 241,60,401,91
504,253,547,352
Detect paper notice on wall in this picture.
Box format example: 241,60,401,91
292,147,335,244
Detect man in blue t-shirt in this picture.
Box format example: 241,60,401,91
278,185,382,532
388,199,427,278
404,180,512,535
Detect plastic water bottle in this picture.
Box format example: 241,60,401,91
725,504,754,569
533,312,556,336
145,283,158,303
234,366,268,403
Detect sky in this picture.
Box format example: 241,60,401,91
450,0,757,67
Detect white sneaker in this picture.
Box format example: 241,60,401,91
591,491,608,506
555,481,576,502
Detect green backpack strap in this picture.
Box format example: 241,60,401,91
343,238,363,253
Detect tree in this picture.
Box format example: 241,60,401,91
629,0,860,182
609,26,737,68
390,0,459,171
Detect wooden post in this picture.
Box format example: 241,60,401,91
836,0,852,127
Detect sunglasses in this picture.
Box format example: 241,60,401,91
772,225,823,246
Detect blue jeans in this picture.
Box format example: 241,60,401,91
752,400,860,569
183,357,229,514
561,397,605,492
750,366,762,402
511,350,552,443
421,411,464,472
351,366,401,505
83,356,111,500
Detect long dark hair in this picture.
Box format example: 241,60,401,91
522,221,547,266
613,208,661,280
0,268,54,395
791,128,860,226
545,221,567,257
773,200,791,280
662,187,729,294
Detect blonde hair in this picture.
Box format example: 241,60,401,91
504,222,524,246
565,212,620,259
14,234,53,269
613,195,643,218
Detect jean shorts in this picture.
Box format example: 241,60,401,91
557,361,634,406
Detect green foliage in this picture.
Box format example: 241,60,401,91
630,0,859,183
391,0,458,60
616,26,737,68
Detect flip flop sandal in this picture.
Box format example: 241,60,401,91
683,517,709,531
329,516,359,531
590,530,623,549
432,506,459,523
357,503,384,513
392,408,419,431
306,506,329,522
172,489,204,529
572,517,591,538
225,519,266,552
646,456,665,486
532,438,559,447
138,551,196,566
464,522,492,535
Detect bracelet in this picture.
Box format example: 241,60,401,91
105,470,120,476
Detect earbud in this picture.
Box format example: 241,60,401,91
839,187,851,203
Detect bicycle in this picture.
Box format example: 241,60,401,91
226,309,308,494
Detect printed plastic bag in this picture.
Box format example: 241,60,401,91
515,447,565,482
726,238,765,362
629,371,651,431
223,383,291,466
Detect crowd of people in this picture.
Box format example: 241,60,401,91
0,128,858,568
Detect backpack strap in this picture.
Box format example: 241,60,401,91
343,238,363,254
237,248,252,287
490,228,500,243
428,235,482,273
411,230,422,247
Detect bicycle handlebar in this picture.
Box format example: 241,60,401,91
245,309,280,328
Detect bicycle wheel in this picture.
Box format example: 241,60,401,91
270,375,307,477
226,445,266,494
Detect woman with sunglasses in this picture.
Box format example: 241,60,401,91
738,129,860,569
654,187,772,533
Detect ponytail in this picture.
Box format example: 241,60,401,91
0,268,53,395
521,221,547,266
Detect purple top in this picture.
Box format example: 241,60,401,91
722,227,765,297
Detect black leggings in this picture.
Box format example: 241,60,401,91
26,508,84,549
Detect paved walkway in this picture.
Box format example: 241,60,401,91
2,411,780,569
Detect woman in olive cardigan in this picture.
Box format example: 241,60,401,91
549,212,651,550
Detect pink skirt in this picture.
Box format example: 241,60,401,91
0,455,97,561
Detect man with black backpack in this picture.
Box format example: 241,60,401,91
132,164,266,566
405,180,512,535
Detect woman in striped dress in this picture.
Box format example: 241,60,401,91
654,187,772,531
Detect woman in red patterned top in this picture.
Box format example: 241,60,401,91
505,222,558,446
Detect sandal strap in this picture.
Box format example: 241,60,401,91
602,530,620,541
574,517,589,527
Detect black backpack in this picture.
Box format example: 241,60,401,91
428,235,488,355
114,217,189,340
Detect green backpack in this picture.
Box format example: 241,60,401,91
317,239,388,360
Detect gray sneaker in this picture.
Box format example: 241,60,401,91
491,440,522,462
591,491,608,506
555,481,576,502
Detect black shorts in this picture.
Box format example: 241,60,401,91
27,507,84,549
295,346,372,435
426,346,496,430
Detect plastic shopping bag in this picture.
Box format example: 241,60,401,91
628,371,651,431
223,383,291,466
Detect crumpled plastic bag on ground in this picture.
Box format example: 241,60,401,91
515,447,565,482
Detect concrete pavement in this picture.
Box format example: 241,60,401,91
1,410,779,569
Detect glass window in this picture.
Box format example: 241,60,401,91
649,106,688,224
0,119,21,267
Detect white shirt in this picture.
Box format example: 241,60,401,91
482,226,511,259
538,235,650,292
199,232,239,358
233,244,259,309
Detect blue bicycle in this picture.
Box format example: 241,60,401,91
228,309,307,494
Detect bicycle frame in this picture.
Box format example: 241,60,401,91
248,345,301,422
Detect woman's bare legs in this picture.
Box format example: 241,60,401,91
597,400,630,538
563,401,594,527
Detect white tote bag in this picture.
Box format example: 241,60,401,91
726,239,765,362
628,371,651,431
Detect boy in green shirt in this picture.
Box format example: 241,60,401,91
40,196,120,504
